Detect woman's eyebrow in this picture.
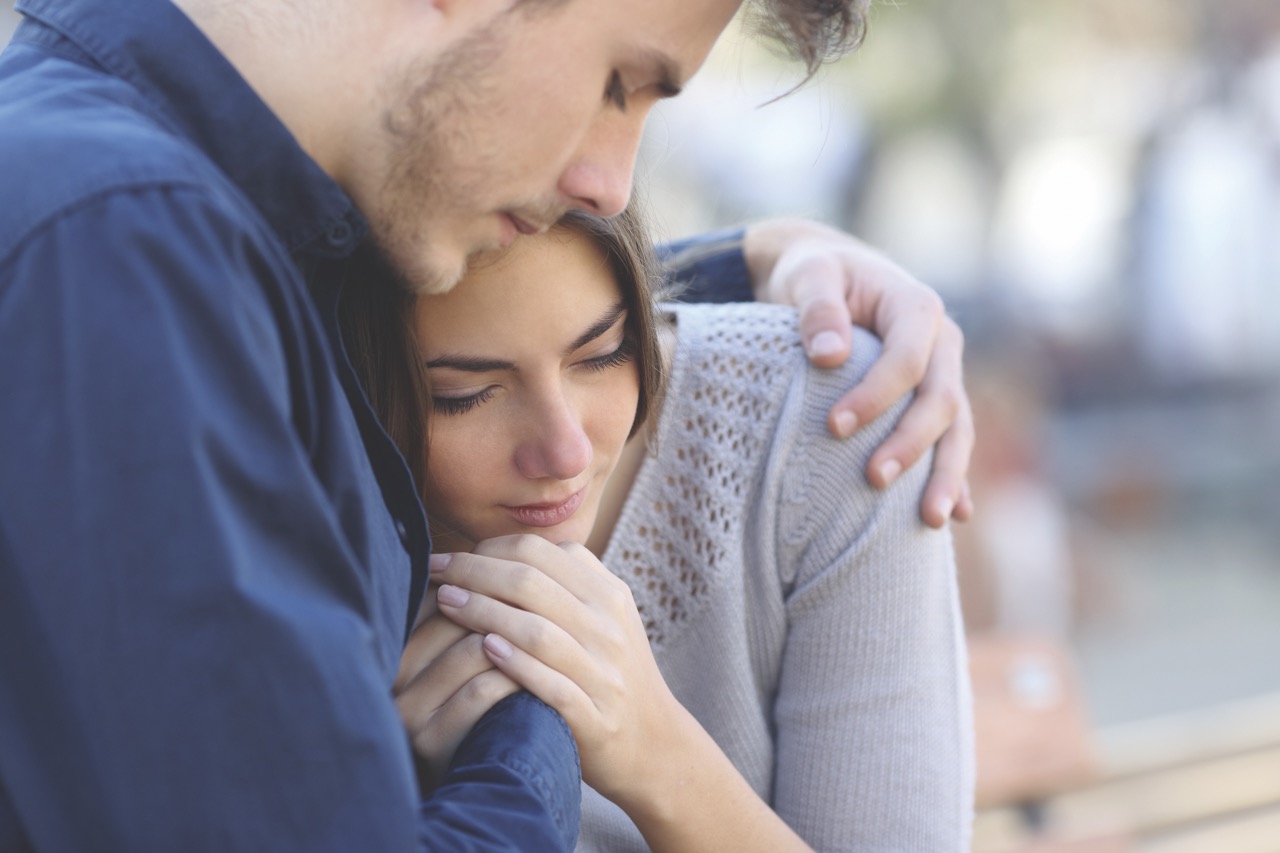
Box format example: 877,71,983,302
424,355,515,372
564,302,627,356
424,302,627,371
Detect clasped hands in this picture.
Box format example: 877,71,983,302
395,536,681,805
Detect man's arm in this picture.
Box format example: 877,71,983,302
658,219,973,527
0,188,576,851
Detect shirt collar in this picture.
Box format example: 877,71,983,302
15,0,367,258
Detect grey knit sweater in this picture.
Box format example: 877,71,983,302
579,303,973,851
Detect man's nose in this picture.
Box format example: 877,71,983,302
557,110,648,218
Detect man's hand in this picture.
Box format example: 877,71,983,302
394,584,520,790
744,218,973,527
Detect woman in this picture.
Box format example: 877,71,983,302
343,206,973,851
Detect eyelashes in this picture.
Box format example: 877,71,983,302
430,339,635,417
581,337,635,373
431,387,496,416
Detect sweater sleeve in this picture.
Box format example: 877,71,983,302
769,327,974,851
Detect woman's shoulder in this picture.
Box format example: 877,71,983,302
666,301,887,411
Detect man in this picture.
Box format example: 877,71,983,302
0,0,970,849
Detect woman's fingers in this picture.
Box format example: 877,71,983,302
479,633,595,737
431,535,616,618
434,582,609,693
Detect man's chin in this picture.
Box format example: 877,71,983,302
398,248,468,296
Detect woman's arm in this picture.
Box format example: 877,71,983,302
770,325,974,849
426,538,814,852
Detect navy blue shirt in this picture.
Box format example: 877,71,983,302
0,0,585,848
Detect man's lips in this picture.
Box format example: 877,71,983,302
498,213,545,249
508,213,543,235
503,489,585,528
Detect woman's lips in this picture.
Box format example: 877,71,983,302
503,489,585,528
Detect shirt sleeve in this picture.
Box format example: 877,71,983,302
655,227,753,304
0,187,578,851
769,328,975,850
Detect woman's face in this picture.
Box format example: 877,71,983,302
413,228,640,549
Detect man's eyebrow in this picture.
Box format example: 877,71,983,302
565,302,627,356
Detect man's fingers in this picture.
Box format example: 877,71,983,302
400,666,519,762
953,480,975,523
824,300,942,440
860,317,972,527
918,400,975,527
826,344,933,441
769,243,854,369
395,609,471,694
396,632,497,715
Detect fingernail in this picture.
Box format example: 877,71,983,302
808,330,843,359
436,584,469,608
429,553,452,575
878,459,902,487
483,634,513,660
833,411,858,438
936,497,955,521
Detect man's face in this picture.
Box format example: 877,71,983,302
356,0,741,294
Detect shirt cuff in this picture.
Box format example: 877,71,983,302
423,692,581,851
657,226,752,304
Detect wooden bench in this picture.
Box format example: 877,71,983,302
972,672,1280,852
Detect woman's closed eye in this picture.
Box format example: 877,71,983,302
579,337,635,373
431,385,497,416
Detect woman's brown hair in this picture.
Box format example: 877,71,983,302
340,202,668,498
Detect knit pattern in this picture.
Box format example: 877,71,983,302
606,305,801,648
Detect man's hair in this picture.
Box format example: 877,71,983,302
747,0,871,79
512,0,871,80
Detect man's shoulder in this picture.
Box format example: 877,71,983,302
0,57,223,258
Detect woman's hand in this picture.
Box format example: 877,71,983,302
431,536,812,851
393,584,520,789
429,535,683,806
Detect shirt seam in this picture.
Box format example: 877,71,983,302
0,179,239,282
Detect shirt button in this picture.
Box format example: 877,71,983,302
394,518,410,548
326,220,354,248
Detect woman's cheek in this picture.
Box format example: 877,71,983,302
425,425,486,520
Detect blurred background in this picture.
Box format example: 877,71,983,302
4,1,1278,850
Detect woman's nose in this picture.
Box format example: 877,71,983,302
514,396,592,482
